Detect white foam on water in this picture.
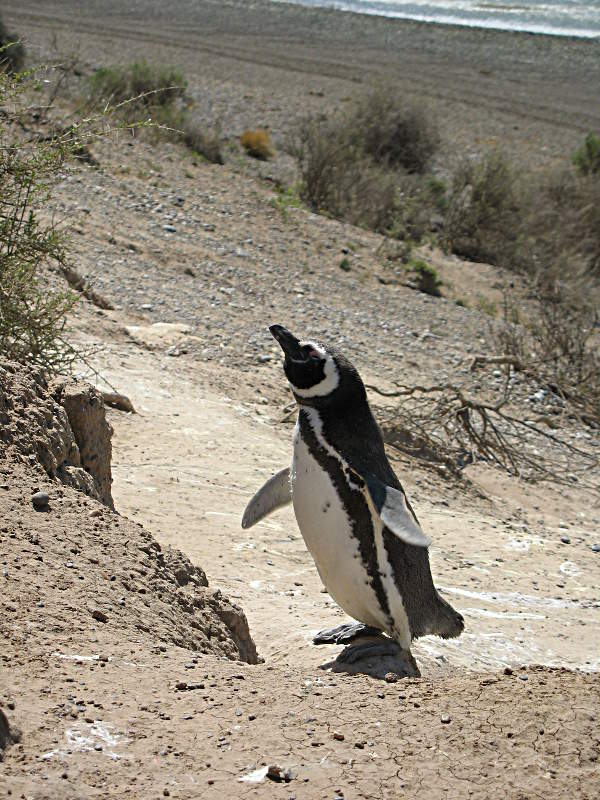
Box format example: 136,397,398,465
274,0,600,38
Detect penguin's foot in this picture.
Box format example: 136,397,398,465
328,639,421,679
336,639,403,664
313,622,382,646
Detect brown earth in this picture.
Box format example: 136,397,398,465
2,1,600,798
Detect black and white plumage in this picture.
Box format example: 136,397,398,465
243,325,463,660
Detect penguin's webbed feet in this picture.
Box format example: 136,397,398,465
313,622,382,646
336,638,403,664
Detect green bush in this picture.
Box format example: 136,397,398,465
87,60,186,126
1,68,78,370
572,132,600,176
0,14,25,74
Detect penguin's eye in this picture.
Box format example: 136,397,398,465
307,349,321,360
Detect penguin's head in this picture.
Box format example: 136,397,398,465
269,324,365,407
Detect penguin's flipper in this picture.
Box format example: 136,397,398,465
241,467,291,529
361,472,431,548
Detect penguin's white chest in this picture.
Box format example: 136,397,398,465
290,424,385,630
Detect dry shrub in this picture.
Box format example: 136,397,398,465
495,270,600,426
294,116,397,231
240,128,274,160
443,150,520,266
348,84,439,173
294,114,442,237
519,167,600,279
182,118,223,164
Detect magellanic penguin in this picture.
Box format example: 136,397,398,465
243,325,464,667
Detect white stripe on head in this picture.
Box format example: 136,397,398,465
292,341,340,399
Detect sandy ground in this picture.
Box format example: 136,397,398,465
87,329,600,677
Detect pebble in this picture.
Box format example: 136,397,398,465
384,672,398,683
32,491,49,509
163,224,177,233
592,544,600,552
441,714,451,724
332,731,345,741
91,609,108,623
560,536,571,544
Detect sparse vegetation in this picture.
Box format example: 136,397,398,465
292,87,441,239
347,85,439,173
443,150,520,267
0,14,25,74
1,67,78,370
87,60,187,128
270,186,301,221
572,132,600,176
182,117,224,164
408,259,442,296
241,128,274,160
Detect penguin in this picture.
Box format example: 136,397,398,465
242,325,463,668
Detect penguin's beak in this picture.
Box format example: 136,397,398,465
269,324,304,361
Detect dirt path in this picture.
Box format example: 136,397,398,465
87,320,600,678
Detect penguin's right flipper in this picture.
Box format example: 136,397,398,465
359,471,431,548
241,467,291,529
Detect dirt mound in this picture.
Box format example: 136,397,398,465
0,360,257,664
0,361,113,507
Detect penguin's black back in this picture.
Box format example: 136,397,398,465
312,358,463,641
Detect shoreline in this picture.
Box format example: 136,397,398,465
271,0,600,41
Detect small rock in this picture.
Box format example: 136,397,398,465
258,354,271,363
140,303,153,311
91,609,108,624
560,536,571,544
384,672,398,683
163,224,177,233
591,544,600,553
184,267,196,277
32,491,49,510
332,731,344,741
504,666,513,675
267,765,297,783
441,714,451,724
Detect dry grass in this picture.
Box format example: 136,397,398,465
240,128,274,160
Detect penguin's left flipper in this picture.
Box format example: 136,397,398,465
354,469,431,548
241,467,291,529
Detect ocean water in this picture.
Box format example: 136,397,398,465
274,0,600,37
